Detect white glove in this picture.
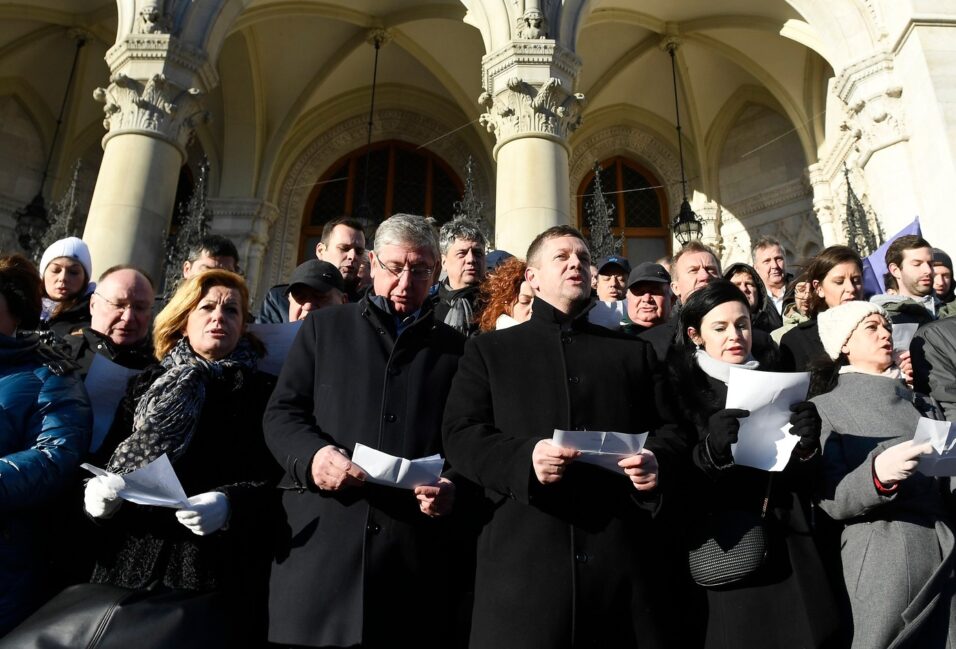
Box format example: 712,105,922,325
175,492,230,536
84,474,126,519
874,440,933,486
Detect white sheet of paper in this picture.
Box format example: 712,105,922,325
892,323,919,353
247,321,303,376
912,417,956,476
552,429,648,475
587,300,625,330
84,354,144,453
725,367,810,472
351,443,444,490
81,454,189,508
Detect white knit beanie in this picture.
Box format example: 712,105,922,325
39,236,92,281
817,300,889,360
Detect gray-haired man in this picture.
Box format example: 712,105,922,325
264,213,467,648
434,218,488,337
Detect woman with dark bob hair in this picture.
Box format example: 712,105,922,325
779,245,863,371
0,254,91,634
80,269,279,647
666,280,841,649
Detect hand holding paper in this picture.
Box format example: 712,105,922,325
533,439,581,484
84,474,126,518
176,492,230,536
618,449,658,491
550,429,649,476
311,446,366,491
874,439,933,484
726,367,810,472
81,454,189,509
415,477,456,517
350,443,444,490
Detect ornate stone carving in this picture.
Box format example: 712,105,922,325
105,32,217,93
94,73,209,156
516,9,548,39
479,77,584,145
481,40,581,98
137,2,172,34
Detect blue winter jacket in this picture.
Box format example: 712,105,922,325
0,332,91,635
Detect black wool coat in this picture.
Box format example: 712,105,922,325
669,359,843,649
441,297,691,649
91,362,280,644
779,318,827,371
263,296,466,649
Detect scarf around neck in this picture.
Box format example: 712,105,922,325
838,363,903,381
694,348,760,384
107,336,258,473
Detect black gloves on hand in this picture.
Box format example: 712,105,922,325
789,401,822,453
706,408,749,466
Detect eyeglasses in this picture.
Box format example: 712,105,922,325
94,293,152,316
375,257,434,282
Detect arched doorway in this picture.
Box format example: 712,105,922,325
577,156,671,264
299,140,463,262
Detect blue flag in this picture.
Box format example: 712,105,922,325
861,217,921,298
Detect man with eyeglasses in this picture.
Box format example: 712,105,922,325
264,213,467,648
64,265,156,378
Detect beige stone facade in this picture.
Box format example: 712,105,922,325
0,0,953,304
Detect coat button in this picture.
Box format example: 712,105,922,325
377,328,386,335
387,366,399,376
561,335,572,344
568,376,580,384
575,552,589,564
384,413,396,422
367,523,381,535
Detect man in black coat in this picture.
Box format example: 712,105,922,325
442,225,690,649
263,214,466,648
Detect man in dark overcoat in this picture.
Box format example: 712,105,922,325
264,213,466,648
442,225,690,649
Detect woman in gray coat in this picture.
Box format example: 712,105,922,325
812,300,956,649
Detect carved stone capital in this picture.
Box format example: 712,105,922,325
481,40,581,98
94,72,209,157
833,52,908,162
479,77,584,151
106,32,218,93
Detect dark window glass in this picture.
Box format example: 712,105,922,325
431,164,460,225
621,165,662,227
392,147,426,216
310,165,348,226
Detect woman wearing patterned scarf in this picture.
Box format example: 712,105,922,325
82,269,280,647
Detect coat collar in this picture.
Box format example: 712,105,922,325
529,296,594,330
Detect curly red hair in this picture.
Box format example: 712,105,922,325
477,257,527,332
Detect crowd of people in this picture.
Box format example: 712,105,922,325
2,214,956,649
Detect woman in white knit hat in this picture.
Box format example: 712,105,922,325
811,300,956,649
38,236,93,338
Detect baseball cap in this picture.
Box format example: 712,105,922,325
596,255,631,275
627,262,671,288
285,260,344,295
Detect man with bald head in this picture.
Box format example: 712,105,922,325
65,265,156,378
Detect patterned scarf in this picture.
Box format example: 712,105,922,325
107,336,258,474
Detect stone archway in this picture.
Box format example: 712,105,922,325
264,108,493,289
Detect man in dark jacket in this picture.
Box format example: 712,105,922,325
442,225,689,649
64,265,156,378
263,213,466,648
432,218,487,337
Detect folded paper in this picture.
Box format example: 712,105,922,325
552,429,648,475
351,443,444,490
81,454,189,508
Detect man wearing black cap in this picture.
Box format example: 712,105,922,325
285,260,347,322
595,255,631,302
933,248,954,304
622,262,673,335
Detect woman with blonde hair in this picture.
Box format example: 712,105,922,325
476,257,534,331
78,269,278,647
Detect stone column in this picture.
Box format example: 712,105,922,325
479,36,584,256
83,11,215,280
207,197,280,304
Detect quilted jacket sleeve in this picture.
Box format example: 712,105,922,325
0,367,92,513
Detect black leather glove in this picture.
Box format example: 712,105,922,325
789,401,822,453
705,408,749,466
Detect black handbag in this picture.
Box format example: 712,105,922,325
0,581,232,649
686,476,773,588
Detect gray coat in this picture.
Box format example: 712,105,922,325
812,371,956,649
912,317,956,422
